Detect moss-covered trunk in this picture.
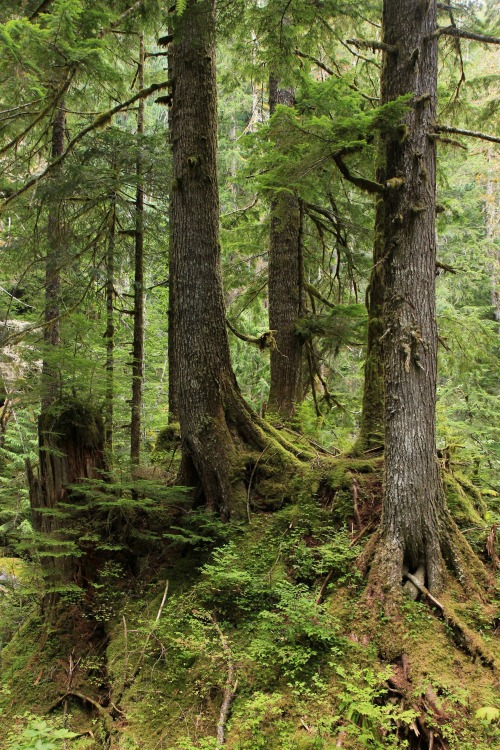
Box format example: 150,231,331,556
28,401,107,596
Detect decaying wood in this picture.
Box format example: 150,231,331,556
212,615,238,746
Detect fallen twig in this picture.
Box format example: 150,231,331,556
212,615,238,746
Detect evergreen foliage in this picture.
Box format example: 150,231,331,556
0,0,498,748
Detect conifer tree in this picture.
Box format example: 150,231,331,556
267,78,303,419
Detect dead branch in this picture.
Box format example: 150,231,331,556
351,478,362,529
247,446,269,521
48,691,114,733
98,0,145,38
212,615,238,746
316,570,333,604
403,572,497,669
115,580,169,704
434,25,500,45
435,124,500,145
346,38,398,54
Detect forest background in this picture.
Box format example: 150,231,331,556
0,1,498,749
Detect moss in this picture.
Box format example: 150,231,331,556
444,472,487,526
2,454,499,750
154,423,181,453
40,398,104,450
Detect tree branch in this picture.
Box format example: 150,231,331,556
434,26,500,45
294,49,379,103
0,80,171,212
346,38,398,54
304,282,336,309
435,124,500,145
98,0,145,38
332,151,385,194
0,72,75,158
226,318,276,350
29,0,54,20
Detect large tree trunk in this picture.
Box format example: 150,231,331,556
167,19,179,424
41,104,65,410
267,78,303,420
373,0,449,593
131,33,145,467
169,0,250,519
169,0,306,519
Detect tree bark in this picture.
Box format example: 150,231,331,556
105,197,116,456
167,20,178,423
168,0,308,518
41,103,65,410
356,175,385,453
169,0,250,518
374,0,449,592
267,78,303,420
131,33,145,467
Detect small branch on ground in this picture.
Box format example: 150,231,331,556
212,614,238,746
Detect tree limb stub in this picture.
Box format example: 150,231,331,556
435,125,500,145
226,318,276,350
346,38,398,54
332,153,385,194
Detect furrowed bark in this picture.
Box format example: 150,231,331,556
373,0,448,592
267,77,303,420
131,34,145,468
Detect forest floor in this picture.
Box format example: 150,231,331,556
0,454,498,749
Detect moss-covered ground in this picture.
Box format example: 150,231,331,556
0,457,498,750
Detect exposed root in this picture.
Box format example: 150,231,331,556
48,690,115,737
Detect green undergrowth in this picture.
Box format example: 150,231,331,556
0,457,498,749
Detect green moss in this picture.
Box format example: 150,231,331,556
40,398,104,450
1,456,498,750
154,423,181,453
444,472,487,526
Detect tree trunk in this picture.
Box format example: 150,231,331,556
267,78,303,420
105,197,116,456
485,151,499,329
373,0,449,593
131,33,145,467
167,19,178,423
356,157,386,453
30,104,107,601
169,0,305,519
28,402,107,594
41,103,65,410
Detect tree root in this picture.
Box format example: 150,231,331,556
48,690,115,736
403,572,497,669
